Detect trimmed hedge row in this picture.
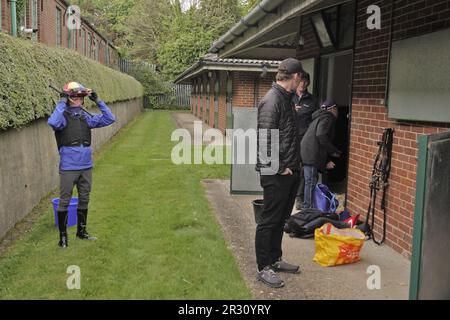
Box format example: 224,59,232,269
0,33,143,130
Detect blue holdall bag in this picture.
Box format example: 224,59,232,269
313,183,339,213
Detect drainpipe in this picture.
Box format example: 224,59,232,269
9,0,17,37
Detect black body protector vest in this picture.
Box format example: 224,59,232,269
55,110,91,149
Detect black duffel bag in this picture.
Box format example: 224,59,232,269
284,208,350,239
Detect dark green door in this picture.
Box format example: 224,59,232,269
226,74,232,129
206,81,210,124
200,82,203,119
214,77,219,128
410,131,450,300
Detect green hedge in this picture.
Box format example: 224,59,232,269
0,33,143,130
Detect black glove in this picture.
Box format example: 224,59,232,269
60,92,69,99
89,91,99,103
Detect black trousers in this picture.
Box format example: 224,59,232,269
255,171,300,271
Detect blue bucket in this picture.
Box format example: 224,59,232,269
52,197,78,227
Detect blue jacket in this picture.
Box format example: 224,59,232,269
48,99,116,171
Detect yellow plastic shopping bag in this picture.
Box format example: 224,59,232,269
313,223,365,267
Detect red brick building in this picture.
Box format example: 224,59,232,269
175,55,281,132
0,0,118,68
177,0,450,259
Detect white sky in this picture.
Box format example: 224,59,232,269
180,0,196,12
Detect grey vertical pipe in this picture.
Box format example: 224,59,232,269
327,56,335,99
10,0,17,37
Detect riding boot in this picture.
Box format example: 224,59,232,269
76,209,97,240
57,210,69,248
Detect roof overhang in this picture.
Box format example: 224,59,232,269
174,59,280,84
209,0,351,59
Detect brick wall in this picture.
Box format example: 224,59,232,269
109,44,119,68
232,71,274,108
348,0,450,258
76,27,84,55
189,70,274,132
39,0,52,44
232,71,255,108
1,0,11,34
0,0,116,68
39,0,78,47
258,75,274,104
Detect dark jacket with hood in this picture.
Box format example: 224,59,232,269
256,82,300,174
300,109,339,172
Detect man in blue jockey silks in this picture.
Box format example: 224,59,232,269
48,82,116,248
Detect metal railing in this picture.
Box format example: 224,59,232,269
172,84,191,107
119,59,157,74
147,84,191,109
118,59,190,108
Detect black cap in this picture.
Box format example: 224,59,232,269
278,58,304,74
320,99,337,109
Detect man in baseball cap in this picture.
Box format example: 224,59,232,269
277,57,305,75
255,57,305,288
300,98,342,209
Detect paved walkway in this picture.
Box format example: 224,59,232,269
203,179,410,299
171,112,229,146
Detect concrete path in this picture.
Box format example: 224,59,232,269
202,179,411,300
171,112,230,146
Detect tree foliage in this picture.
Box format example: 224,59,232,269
125,0,172,62
75,0,249,80
71,0,137,56
240,0,260,15
125,0,244,79
153,1,217,79
197,0,243,36
129,61,172,95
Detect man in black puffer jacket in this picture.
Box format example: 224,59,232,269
255,58,304,289
300,99,342,209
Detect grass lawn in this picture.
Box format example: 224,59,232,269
0,111,251,299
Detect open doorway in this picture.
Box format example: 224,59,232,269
317,50,353,194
